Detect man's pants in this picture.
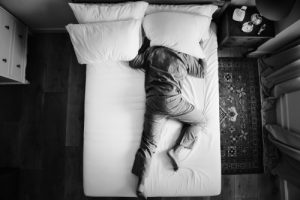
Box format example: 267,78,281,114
132,95,205,178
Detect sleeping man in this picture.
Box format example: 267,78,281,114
130,39,207,199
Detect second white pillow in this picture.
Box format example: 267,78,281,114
143,12,211,59
66,19,142,64
69,1,149,23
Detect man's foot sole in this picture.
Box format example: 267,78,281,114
137,190,147,200
167,149,179,171
137,178,147,200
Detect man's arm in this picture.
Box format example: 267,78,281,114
129,37,150,70
183,53,206,78
129,53,146,70
190,58,206,78
174,50,206,78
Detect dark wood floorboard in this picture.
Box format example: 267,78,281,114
65,49,86,147
64,147,84,200
19,169,43,200
40,93,67,200
0,168,19,200
0,122,20,167
21,34,70,200
257,174,281,200
0,85,23,122
43,34,72,93
18,121,43,170
235,174,259,200
211,175,235,200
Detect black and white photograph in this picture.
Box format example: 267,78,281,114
0,0,300,199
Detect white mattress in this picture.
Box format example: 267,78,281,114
83,23,221,197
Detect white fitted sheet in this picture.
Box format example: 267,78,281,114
83,23,221,197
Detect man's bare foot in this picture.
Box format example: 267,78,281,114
137,177,147,199
167,149,179,171
167,145,184,171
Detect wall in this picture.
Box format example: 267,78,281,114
0,0,76,31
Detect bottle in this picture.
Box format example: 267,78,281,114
232,6,247,22
257,24,266,35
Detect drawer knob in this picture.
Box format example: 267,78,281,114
4,25,9,30
16,64,21,68
2,58,7,63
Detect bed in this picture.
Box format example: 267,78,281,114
68,0,227,197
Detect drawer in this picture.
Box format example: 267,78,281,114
0,9,14,78
10,20,27,83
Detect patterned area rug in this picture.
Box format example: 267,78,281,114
219,58,263,174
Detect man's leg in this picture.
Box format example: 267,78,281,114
132,111,167,198
175,108,206,147
168,104,206,170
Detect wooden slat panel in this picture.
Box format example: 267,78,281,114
0,85,23,122
0,168,19,200
257,174,281,200
18,122,43,170
235,174,259,200
18,86,44,170
26,35,47,88
65,49,86,147
19,169,43,200
41,92,67,200
211,175,235,200
64,147,85,199
0,122,20,167
43,34,73,93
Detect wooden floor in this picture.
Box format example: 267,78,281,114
0,33,281,200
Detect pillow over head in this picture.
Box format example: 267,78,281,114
66,19,142,64
146,4,217,41
143,12,212,59
146,4,218,16
69,1,149,23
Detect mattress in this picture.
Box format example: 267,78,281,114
83,23,221,197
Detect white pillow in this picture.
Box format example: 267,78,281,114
66,20,142,64
143,12,212,59
146,4,218,16
146,4,218,41
69,1,149,23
